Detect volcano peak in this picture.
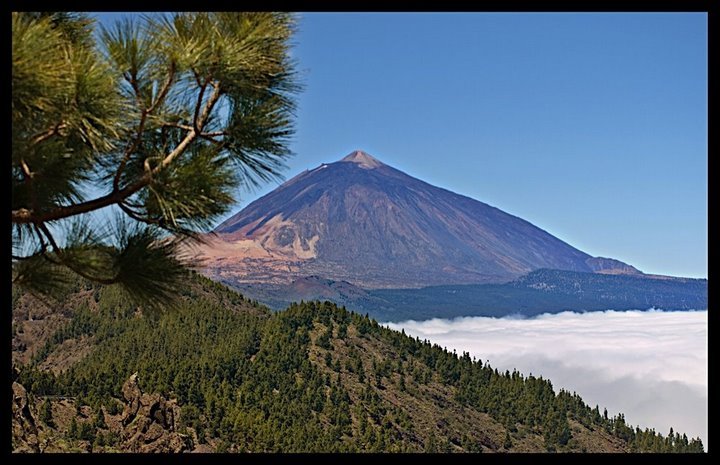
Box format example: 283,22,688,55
340,150,384,169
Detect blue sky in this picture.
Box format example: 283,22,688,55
93,13,708,279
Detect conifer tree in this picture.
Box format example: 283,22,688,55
503,430,513,449
12,12,300,307
68,417,79,440
40,399,54,427
94,407,107,429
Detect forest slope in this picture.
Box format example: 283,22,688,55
11,274,703,453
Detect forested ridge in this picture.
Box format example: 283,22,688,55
12,273,704,453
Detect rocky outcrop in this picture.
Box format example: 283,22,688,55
121,372,142,426
12,381,39,453
12,372,194,453
119,373,192,453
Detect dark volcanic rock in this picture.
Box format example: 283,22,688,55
120,373,192,453
12,381,39,453
207,150,635,288
121,372,142,426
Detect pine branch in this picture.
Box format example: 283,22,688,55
114,63,176,192
147,62,176,114
193,78,209,133
13,12,300,302
36,221,115,284
14,69,221,226
30,123,67,146
113,109,148,192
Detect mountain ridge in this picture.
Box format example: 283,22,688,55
226,268,707,321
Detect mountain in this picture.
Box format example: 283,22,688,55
198,150,639,289
11,276,703,453
368,269,708,321
225,269,707,322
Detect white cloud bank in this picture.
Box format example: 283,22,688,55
386,310,708,448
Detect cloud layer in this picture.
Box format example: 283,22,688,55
386,310,708,447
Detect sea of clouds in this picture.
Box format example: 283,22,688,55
386,310,708,448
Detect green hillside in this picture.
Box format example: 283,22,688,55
11,273,704,453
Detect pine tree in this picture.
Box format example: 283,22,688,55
68,417,79,440
40,399,54,427
12,12,300,308
504,430,513,449
75,395,84,415
94,407,107,429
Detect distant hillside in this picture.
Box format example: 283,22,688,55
226,269,707,322
196,150,638,289
227,276,388,313
12,275,703,453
